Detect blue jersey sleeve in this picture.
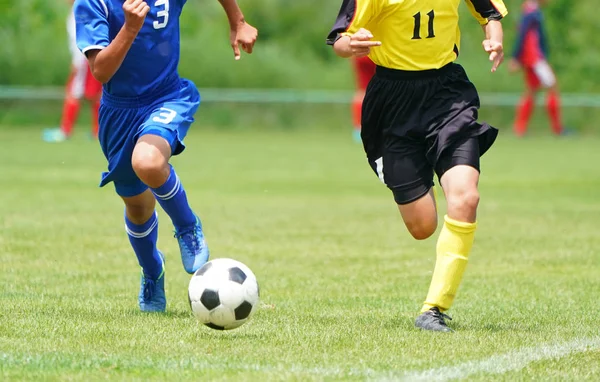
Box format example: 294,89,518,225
74,0,110,55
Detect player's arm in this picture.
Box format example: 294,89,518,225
482,20,504,72
75,0,149,84
464,0,508,72
88,0,149,83
333,30,382,59
217,0,258,60
326,0,381,59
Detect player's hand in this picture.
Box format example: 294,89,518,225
230,21,258,60
483,39,504,72
508,58,521,74
123,0,150,34
349,28,381,58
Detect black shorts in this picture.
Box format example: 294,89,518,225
361,63,498,205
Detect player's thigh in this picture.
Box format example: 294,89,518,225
139,79,200,156
361,72,437,216
139,105,191,158
378,141,434,205
437,137,481,222
97,106,148,197
364,136,438,238
131,134,172,180
435,136,480,181
397,189,438,240
424,64,498,166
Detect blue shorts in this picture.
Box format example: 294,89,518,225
98,78,200,197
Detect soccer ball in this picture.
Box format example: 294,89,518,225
188,258,259,330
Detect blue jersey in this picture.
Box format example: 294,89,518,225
74,0,186,98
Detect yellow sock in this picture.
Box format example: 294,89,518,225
421,215,477,313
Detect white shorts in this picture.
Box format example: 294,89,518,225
532,60,557,88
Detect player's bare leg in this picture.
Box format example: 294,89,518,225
122,190,156,224
132,134,209,274
416,165,479,332
442,165,479,223
131,135,172,188
397,189,438,240
122,190,166,312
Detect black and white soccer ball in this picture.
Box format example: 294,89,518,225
188,258,259,330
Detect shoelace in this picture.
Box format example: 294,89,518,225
174,228,199,250
430,308,452,322
143,278,156,301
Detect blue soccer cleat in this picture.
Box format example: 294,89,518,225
42,128,68,143
559,127,576,137
139,252,166,312
174,215,209,274
352,129,362,143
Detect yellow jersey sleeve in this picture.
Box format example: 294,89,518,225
464,0,508,25
326,0,380,45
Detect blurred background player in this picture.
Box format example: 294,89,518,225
351,56,376,142
509,0,567,137
42,0,102,143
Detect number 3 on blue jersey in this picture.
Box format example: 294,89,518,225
153,108,178,124
153,0,169,29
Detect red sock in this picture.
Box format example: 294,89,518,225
514,95,534,136
91,100,100,138
546,90,563,135
60,98,80,137
352,96,363,131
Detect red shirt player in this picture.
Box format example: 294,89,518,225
351,56,376,142
509,0,567,137
43,1,102,143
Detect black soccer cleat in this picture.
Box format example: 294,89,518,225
415,307,453,332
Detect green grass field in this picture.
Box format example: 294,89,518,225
1,124,599,381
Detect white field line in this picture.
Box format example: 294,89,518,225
388,336,600,382
1,337,598,380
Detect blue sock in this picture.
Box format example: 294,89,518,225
125,211,163,279
151,165,196,231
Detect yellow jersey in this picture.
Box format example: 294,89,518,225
327,0,508,71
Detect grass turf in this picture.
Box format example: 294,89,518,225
0,125,598,381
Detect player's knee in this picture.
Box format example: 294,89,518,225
447,188,480,217
131,147,168,183
404,217,437,240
